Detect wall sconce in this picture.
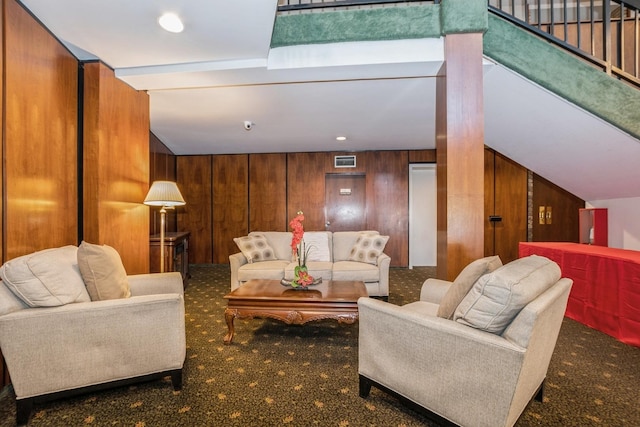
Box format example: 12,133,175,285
538,206,553,225
144,181,186,272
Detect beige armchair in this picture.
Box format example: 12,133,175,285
0,244,186,426
358,255,572,427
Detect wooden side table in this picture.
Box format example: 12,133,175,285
150,231,190,286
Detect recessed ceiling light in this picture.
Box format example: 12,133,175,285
159,13,184,33
336,136,347,141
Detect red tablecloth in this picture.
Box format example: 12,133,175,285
519,242,640,347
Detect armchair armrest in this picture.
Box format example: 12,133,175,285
357,297,525,423
376,253,391,296
128,272,184,296
419,278,452,304
229,252,248,291
0,294,186,399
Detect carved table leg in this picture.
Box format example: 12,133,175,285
224,308,237,344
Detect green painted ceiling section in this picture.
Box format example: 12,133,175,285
271,5,441,47
271,3,640,140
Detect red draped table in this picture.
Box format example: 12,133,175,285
519,242,640,347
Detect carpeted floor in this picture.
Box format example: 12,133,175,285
0,265,639,426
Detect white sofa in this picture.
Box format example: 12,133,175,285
229,231,391,298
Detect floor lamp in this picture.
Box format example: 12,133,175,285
144,181,186,273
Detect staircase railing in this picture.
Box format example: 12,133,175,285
489,0,640,86
277,0,435,12
278,0,640,86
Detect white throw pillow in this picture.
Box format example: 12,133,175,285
0,246,90,307
303,232,331,262
77,241,131,301
453,255,561,334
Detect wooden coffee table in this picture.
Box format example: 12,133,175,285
223,279,367,344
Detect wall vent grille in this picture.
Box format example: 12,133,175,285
334,155,356,168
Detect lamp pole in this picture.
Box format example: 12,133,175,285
159,206,167,273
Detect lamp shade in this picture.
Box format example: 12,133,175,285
144,181,186,207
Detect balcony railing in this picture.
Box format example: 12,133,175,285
490,0,640,86
278,0,640,86
277,0,434,12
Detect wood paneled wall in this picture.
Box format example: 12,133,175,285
3,0,79,260
249,153,287,231
82,62,150,274
364,151,409,266
213,155,249,264
287,152,329,231
177,156,213,264
532,173,583,242
177,150,419,267
484,149,528,263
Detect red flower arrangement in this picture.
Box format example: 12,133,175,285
288,211,314,287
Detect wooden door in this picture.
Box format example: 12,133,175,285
485,150,528,264
324,174,366,232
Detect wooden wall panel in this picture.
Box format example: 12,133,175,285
532,173,583,242
83,62,150,274
365,151,409,267
1,0,6,390
213,155,248,264
437,33,486,281
287,152,330,231
484,149,496,257
149,132,177,234
409,149,437,163
0,0,4,266
491,152,528,263
4,0,78,260
249,153,287,231
177,156,213,264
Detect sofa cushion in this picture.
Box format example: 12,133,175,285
77,241,131,301
436,255,502,319
0,246,91,307
303,232,332,262
453,255,561,334
332,261,380,283
284,261,333,281
237,260,290,282
348,233,389,265
234,233,277,263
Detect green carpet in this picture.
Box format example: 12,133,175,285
0,265,638,426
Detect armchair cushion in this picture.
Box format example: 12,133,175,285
233,233,276,263
77,241,131,301
454,255,561,334
348,233,389,265
0,246,90,307
436,255,502,319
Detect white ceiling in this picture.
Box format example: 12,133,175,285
20,0,640,201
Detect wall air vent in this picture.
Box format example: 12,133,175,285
334,155,356,168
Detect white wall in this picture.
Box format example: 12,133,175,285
586,197,640,250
